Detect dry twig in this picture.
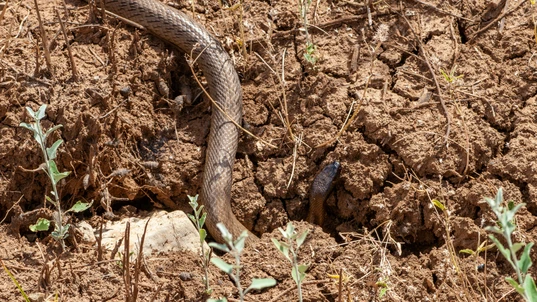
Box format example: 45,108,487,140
55,8,77,80
468,0,526,42
33,0,52,75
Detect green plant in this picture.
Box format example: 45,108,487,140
187,194,213,294
304,41,317,65
485,188,537,302
298,0,317,64
440,67,463,84
20,104,92,249
208,223,276,302
271,222,309,302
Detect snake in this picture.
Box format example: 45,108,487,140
307,161,340,226
96,0,339,244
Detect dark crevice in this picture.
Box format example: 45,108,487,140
456,19,468,44
110,195,155,212
520,183,535,215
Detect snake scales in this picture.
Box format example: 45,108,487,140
96,0,339,244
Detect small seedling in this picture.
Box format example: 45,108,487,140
208,223,276,302
440,67,463,84
20,104,92,249
304,41,317,65
485,188,537,302
298,0,317,65
187,194,213,294
272,222,309,302
376,278,388,299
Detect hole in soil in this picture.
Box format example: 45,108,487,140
111,196,155,213
401,240,438,257
432,272,439,286
457,20,468,44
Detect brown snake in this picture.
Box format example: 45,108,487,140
97,0,248,244
96,0,339,244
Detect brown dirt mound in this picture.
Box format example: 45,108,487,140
1,0,537,301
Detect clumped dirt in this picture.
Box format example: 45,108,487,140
1,0,537,301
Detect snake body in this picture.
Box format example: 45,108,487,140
307,161,340,226
99,0,249,243
98,0,339,244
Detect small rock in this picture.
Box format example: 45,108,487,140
119,86,131,97
76,221,96,244
157,78,169,97
179,272,192,281
98,210,207,256
28,293,45,302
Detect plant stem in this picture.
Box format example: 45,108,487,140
193,211,210,292
35,118,64,247
234,252,244,301
291,246,303,301
506,231,523,284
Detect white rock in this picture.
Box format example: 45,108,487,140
76,221,96,244
97,210,207,256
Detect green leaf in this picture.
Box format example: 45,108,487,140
187,213,196,225
489,235,513,266
431,199,445,211
505,204,525,223
296,230,309,249
518,243,534,274
209,242,230,253
45,195,57,207
35,104,47,120
298,264,309,275
44,124,63,139
210,257,233,275
46,139,63,160
66,200,93,213
458,249,475,255
496,188,504,205
512,243,525,254
485,226,502,234
48,160,70,184
503,221,516,238
284,222,295,238
523,275,537,302
25,106,36,119
271,238,290,260
506,277,524,295
508,201,515,211
207,299,227,302
234,231,248,254
291,264,308,283
51,223,70,241
199,212,206,229
216,223,232,244
188,195,199,210
19,122,36,133
199,229,207,243
29,218,50,232
379,287,388,299
245,278,277,294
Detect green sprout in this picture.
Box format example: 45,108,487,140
485,188,537,302
20,104,92,249
208,223,276,302
187,194,213,294
272,222,309,302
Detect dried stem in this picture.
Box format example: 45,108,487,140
55,8,77,80
33,0,52,75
